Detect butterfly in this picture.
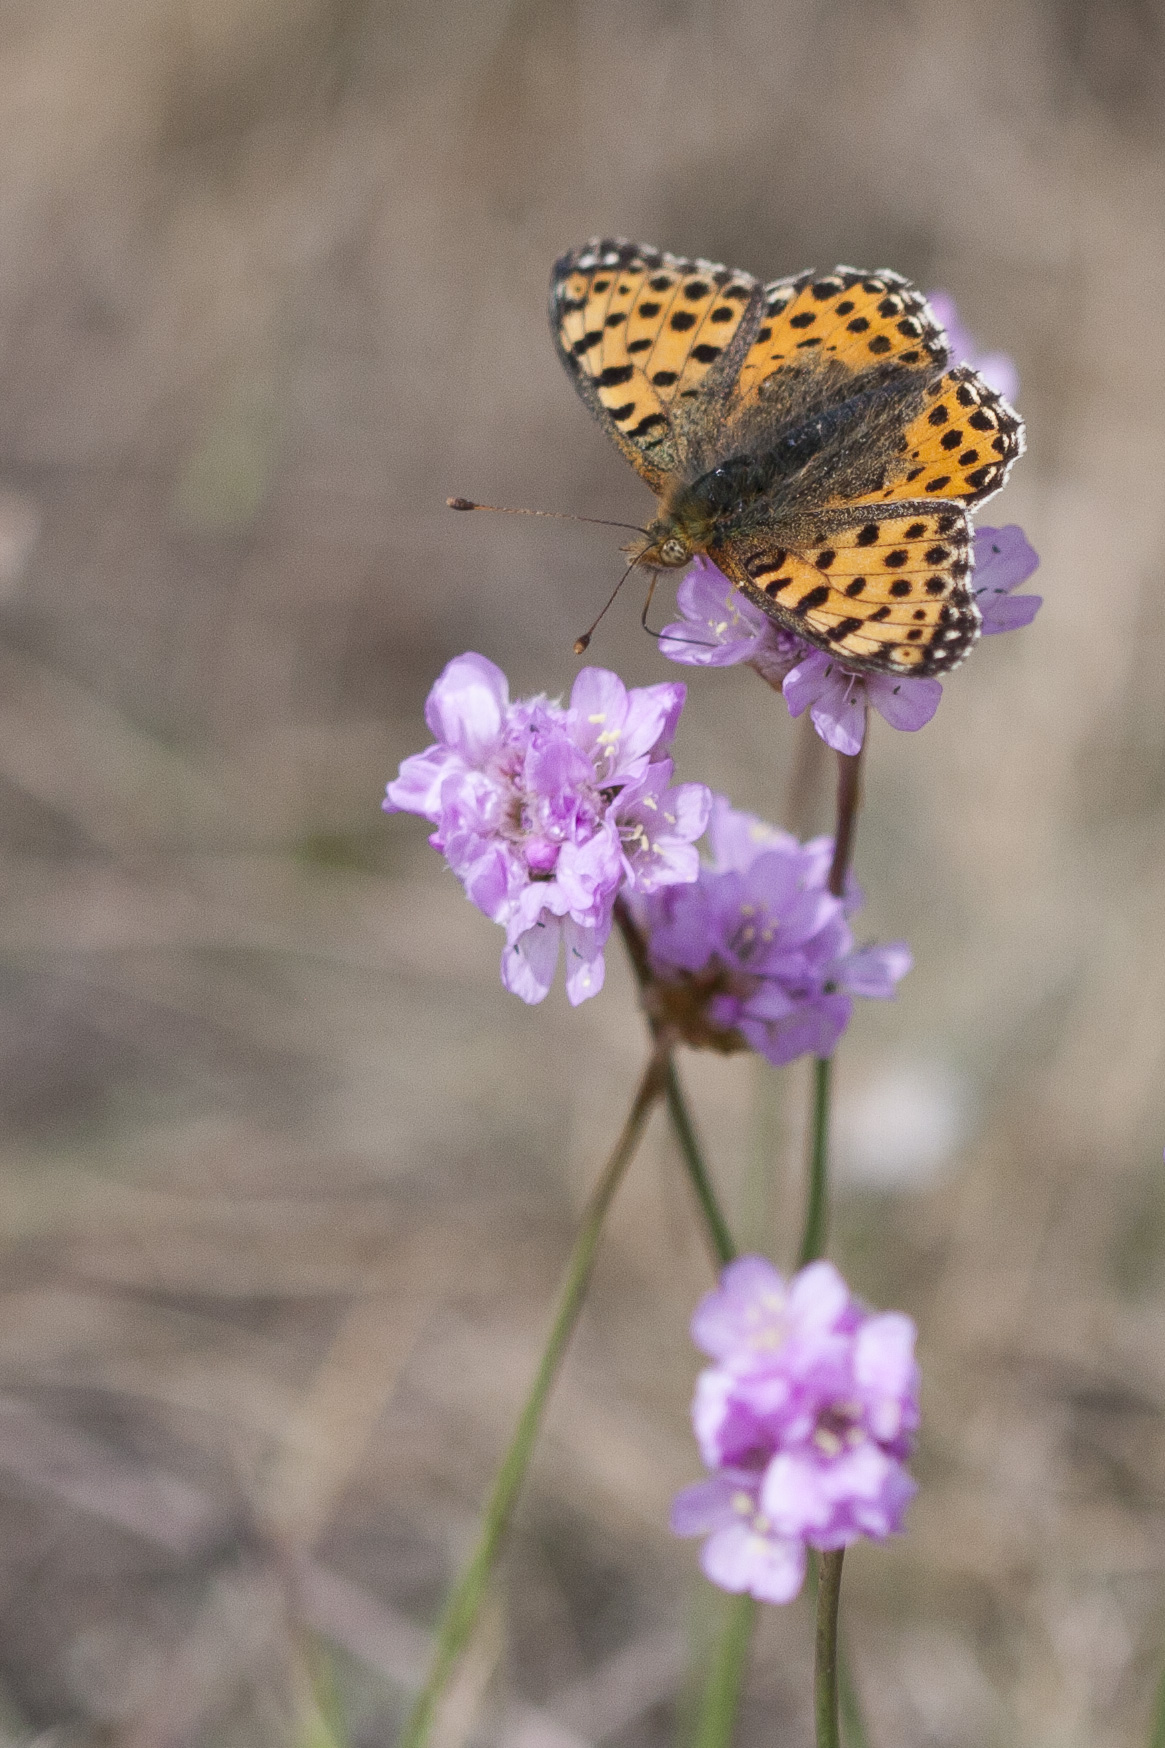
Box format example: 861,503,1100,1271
550,238,1024,676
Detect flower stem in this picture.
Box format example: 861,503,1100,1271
783,712,829,838
666,1057,736,1267
828,733,865,899
799,1056,833,1267
839,1646,870,1748
691,1594,758,1748
814,1550,845,1748
613,898,738,1270
397,1050,667,1748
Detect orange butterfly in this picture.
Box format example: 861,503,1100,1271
551,239,1024,676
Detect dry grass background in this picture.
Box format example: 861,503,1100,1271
0,0,1162,1742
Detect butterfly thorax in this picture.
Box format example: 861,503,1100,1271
641,446,815,565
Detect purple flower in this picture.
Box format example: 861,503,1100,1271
973,524,1041,635
385,654,711,1005
671,1255,920,1604
782,652,941,757
658,557,800,684
627,797,910,1067
659,522,1040,755
926,289,1020,404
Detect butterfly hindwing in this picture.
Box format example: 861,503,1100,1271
875,365,1024,507
714,502,979,676
550,238,759,490
732,267,949,406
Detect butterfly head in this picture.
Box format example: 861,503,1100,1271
639,532,692,569
634,501,714,571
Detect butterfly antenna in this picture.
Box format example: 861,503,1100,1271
447,497,647,536
573,557,640,655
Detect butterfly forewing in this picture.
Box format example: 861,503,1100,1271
732,268,948,406
550,238,758,489
876,365,1024,507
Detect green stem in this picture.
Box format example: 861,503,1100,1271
691,1595,757,1748
814,1550,845,1748
666,1057,736,1267
799,1056,833,1267
612,899,738,1272
838,1643,870,1748
398,1051,667,1748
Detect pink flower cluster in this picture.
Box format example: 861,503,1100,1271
672,1256,920,1604
628,797,910,1066
385,655,710,1005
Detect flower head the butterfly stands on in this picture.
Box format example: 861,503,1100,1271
659,524,1040,757
621,797,911,1067
385,653,711,1005
671,1255,920,1604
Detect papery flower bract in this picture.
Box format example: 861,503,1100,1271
385,654,711,1005
628,796,910,1067
671,1255,920,1603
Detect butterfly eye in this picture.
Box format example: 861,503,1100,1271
660,537,689,565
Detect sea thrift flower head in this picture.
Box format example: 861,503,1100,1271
660,528,1040,755
385,654,711,1005
627,797,910,1067
671,1255,920,1603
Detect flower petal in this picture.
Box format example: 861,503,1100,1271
562,920,607,1005
781,650,836,716
979,591,1042,635
658,557,768,667
866,675,942,734
384,745,462,818
974,524,1039,592
708,795,799,874
691,1255,789,1360
835,941,912,999
500,918,562,1004
702,1521,807,1603
423,653,510,761
670,1473,750,1537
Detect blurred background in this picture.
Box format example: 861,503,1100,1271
0,0,1162,1742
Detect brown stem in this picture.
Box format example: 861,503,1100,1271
827,725,866,898
613,895,652,990
783,712,829,838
